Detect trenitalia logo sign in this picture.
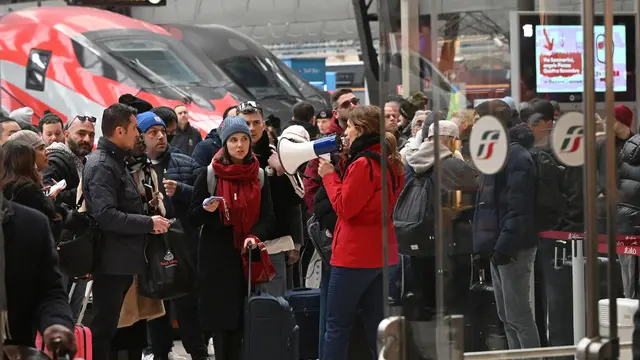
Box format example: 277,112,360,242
551,112,585,167
476,130,501,160
79,0,166,5
559,125,584,153
470,115,508,175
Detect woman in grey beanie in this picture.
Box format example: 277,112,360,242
188,116,275,360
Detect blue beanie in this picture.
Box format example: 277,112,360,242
136,111,166,133
220,116,251,144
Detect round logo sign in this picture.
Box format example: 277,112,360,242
469,115,509,175
551,112,585,167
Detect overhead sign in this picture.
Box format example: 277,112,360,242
551,111,585,167
469,115,508,175
79,0,166,6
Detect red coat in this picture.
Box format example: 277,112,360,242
322,144,404,268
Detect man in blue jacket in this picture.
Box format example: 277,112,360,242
472,99,540,351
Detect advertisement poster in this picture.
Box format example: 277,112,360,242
535,25,627,93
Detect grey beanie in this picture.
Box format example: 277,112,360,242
220,116,251,144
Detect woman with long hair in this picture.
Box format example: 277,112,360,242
317,105,404,359
1,140,61,236
188,116,274,360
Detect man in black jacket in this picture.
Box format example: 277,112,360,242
284,101,319,140
3,195,76,354
83,104,171,360
171,104,203,155
137,110,208,360
41,114,96,322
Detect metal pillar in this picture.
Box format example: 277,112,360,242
400,0,421,97
353,0,380,105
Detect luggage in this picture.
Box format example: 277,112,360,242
244,245,299,360
36,281,93,360
465,264,507,352
284,288,320,360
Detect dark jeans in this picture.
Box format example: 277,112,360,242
319,264,332,359
538,240,574,360
90,273,134,360
147,292,208,359
321,266,383,360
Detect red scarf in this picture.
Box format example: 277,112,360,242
211,151,262,250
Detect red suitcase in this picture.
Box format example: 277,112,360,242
35,280,93,360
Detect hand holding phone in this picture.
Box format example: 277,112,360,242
45,179,67,197
202,196,224,207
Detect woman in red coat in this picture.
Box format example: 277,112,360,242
318,105,404,359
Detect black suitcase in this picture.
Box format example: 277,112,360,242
465,266,507,352
243,247,299,360
284,288,320,360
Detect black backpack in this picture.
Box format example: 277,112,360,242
393,169,436,257
531,149,567,232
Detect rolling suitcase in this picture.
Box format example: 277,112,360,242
36,280,93,360
284,288,319,360
244,247,299,360
465,265,507,352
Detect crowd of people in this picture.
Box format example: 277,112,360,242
1,87,639,360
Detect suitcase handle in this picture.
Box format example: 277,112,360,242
247,243,253,296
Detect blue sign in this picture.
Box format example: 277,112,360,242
289,58,326,83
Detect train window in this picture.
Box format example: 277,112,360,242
277,60,326,101
72,39,137,88
25,49,52,92
102,38,200,85
218,56,299,99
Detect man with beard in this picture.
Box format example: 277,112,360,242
41,114,96,321
42,115,96,211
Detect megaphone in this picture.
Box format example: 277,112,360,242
278,135,343,175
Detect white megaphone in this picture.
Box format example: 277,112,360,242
278,135,343,175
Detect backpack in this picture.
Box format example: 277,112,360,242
306,215,333,267
206,165,265,195
392,169,436,257
531,149,567,232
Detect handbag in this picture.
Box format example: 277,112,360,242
242,238,276,286
138,220,197,300
57,193,101,277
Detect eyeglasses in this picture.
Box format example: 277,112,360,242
64,115,97,130
337,97,360,110
237,101,263,115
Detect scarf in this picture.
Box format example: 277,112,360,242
0,195,11,353
344,132,381,172
211,151,262,250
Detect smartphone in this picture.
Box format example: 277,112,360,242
202,196,224,206
168,218,177,225
45,179,67,196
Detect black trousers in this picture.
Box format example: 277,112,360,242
212,330,243,360
90,273,135,360
147,292,208,359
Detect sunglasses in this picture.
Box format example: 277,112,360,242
64,115,97,130
337,97,360,110
237,101,263,115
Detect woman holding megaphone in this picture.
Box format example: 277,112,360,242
188,116,275,360
317,105,405,359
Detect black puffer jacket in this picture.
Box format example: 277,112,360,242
616,134,640,234
191,129,222,167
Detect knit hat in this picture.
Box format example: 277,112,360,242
136,112,166,133
220,116,251,144
399,99,418,121
9,107,33,127
615,105,634,129
8,130,45,149
119,94,153,114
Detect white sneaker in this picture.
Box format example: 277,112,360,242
207,338,214,355
168,351,185,360
142,354,154,360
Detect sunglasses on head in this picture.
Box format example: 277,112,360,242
237,101,263,115
337,97,360,109
65,115,97,130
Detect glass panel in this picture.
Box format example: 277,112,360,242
26,49,51,91
370,0,633,359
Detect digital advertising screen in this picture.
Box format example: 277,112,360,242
535,25,627,93
518,13,635,103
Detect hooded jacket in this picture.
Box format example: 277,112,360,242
191,129,222,167
41,142,84,210
473,123,537,256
